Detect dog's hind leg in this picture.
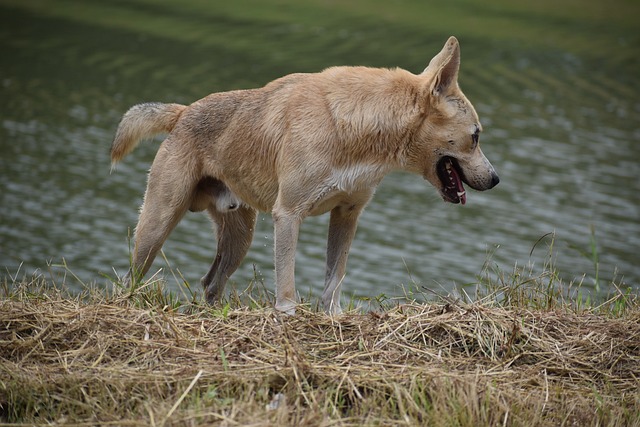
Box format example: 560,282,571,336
125,147,196,285
322,202,365,314
201,205,257,304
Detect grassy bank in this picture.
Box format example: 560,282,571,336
1,271,638,427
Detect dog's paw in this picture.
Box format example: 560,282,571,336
274,300,297,316
326,304,343,316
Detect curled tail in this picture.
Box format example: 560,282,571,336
110,102,187,166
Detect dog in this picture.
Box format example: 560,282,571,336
110,36,499,315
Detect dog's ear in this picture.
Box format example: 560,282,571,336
422,36,460,97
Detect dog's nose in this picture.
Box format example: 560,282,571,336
490,172,500,188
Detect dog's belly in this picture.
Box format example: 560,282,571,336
226,180,279,213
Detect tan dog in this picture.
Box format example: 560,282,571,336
111,36,499,314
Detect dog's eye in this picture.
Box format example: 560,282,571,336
471,129,479,149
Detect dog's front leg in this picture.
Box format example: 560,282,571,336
273,209,302,314
322,203,364,314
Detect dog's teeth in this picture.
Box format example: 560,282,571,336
457,191,465,197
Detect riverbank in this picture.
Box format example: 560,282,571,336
1,276,638,426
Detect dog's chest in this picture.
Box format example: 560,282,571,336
329,163,390,192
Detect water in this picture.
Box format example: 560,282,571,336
1,1,638,301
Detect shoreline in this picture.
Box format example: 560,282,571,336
1,277,638,426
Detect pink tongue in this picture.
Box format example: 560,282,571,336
449,163,466,205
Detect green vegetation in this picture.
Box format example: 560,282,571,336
1,256,638,426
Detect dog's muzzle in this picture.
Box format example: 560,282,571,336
436,156,499,205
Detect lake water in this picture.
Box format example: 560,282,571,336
1,1,638,302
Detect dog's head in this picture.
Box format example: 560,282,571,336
411,37,499,204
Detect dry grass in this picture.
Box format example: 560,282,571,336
1,275,639,426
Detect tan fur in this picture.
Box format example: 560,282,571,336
111,36,499,314
111,103,186,164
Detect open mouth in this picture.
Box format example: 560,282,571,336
436,156,467,205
